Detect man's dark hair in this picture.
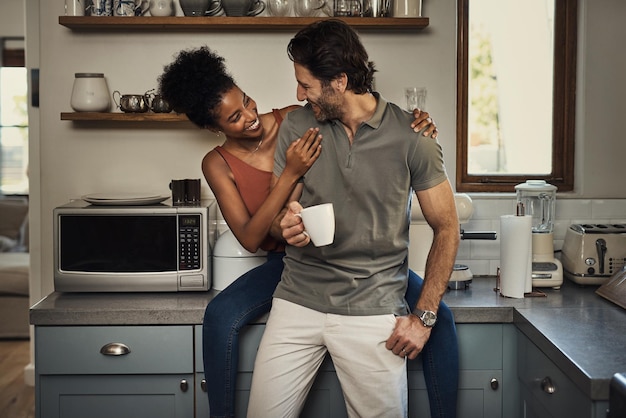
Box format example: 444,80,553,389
287,19,376,94
158,46,236,128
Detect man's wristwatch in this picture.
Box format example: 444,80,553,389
412,308,437,327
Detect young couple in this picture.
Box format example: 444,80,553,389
159,20,459,418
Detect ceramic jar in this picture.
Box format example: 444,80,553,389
179,0,210,15
70,73,111,112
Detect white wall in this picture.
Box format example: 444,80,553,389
0,0,25,37
575,0,626,196
19,0,626,295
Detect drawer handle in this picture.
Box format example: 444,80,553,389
490,378,499,390
100,342,131,356
541,376,556,394
180,379,189,392
201,379,207,392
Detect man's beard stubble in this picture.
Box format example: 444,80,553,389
311,84,343,122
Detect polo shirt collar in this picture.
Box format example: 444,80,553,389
328,91,387,129
363,91,387,129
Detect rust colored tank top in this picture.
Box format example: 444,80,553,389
214,109,284,252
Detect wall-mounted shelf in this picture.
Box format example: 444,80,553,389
58,16,429,31
61,112,191,123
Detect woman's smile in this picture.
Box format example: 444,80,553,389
246,118,262,132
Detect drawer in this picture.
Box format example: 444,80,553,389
408,323,504,371
517,331,591,418
36,325,193,375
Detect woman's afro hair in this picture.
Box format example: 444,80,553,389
158,46,236,128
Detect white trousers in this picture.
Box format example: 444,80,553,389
247,298,407,418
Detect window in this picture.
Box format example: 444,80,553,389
456,0,577,192
0,38,28,195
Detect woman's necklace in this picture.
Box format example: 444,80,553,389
252,138,263,153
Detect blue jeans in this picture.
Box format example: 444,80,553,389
203,252,459,418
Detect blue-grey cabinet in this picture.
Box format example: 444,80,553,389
35,323,517,418
35,326,194,418
517,330,609,418
229,323,516,418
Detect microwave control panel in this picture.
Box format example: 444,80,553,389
179,214,201,270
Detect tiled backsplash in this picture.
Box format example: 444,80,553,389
456,197,626,276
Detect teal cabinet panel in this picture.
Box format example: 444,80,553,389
517,330,608,418
457,324,503,370
39,374,194,418
457,370,503,418
194,324,203,372
36,325,193,375
36,325,195,418
196,372,210,418
502,324,521,418
408,369,503,418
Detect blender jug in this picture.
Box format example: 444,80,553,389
514,180,563,288
515,180,556,234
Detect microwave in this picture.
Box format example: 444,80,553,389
53,199,217,292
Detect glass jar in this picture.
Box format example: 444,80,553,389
515,180,557,233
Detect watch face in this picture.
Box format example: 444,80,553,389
422,311,437,327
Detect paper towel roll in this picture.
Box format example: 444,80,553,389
500,215,532,298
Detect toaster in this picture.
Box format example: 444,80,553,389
562,223,626,285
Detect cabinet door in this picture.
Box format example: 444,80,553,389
196,372,210,418
520,383,555,418
517,330,592,418
408,368,503,418
39,374,194,418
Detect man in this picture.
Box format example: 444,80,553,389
247,19,460,418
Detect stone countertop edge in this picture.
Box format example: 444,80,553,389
30,277,626,400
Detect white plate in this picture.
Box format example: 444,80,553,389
82,194,169,206
82,192,163,201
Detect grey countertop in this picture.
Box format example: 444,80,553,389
30,277,626,400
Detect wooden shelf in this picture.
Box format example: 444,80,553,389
61,112,191,123
58,16,429,31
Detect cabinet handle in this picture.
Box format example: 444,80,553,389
541,376,556,394
180,379,189,392
490,378,499,390
201,379,207,392
99,342,131,356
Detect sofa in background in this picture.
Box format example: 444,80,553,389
0,196,30,339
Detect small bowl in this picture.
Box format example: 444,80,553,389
119,94,149,113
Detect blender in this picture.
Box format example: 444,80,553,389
515,180,563,289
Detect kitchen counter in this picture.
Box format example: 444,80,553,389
30,277,626,400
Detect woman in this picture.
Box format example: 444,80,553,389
159,46,457,418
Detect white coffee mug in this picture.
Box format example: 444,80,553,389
392,0,421,17
296,203,335,247
65,0,86,15
149,0,174,15
114,0,148,16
